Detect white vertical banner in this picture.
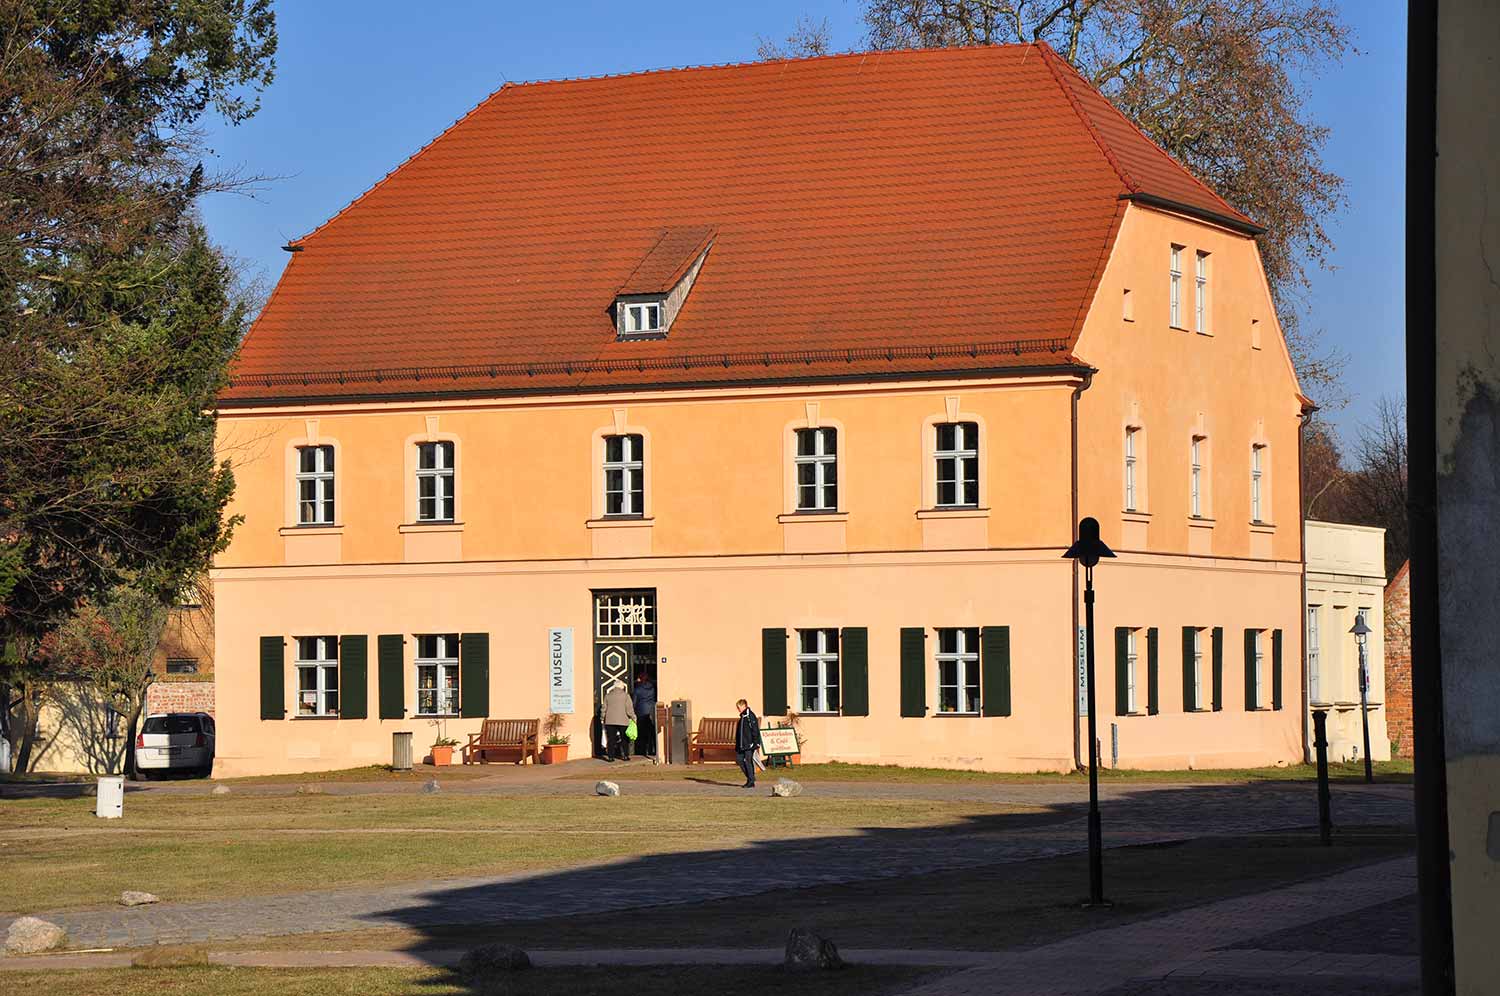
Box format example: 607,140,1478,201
1077,626,1088,717
548,627,574,714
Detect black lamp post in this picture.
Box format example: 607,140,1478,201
1063,516,1116,907
1350,614,1374,783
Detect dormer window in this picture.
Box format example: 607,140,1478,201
622,301,663,336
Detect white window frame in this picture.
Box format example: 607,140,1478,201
1169,245,1183,328
415,633,460,717
1191,628,1204,710
295,636,339,717
1126,629,1139,713
1251,444,1264,522
1124,428,1138,511
1190,437,1204,518
1194,251,1209,332
794,428,838,512
416,441,455,522
935,422,979,509
296,444,335,525
624,302,662,336
796,629,840,714
1307,606,1322,703
603,434,645,517
1252,629,1266,708
935,627,981,715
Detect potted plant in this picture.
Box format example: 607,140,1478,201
430,736,460,766
541,712,570,765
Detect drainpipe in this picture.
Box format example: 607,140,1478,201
1071,370,1095,771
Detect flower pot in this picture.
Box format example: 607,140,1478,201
540,743,568,765
430,745,454,766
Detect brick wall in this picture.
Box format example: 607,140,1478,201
1384,561,1413,756
145,680,215,717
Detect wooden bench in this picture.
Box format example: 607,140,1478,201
689,717,740,764
463,719,540,765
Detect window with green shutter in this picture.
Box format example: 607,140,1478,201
1146,627,1159,715
980,626,1011,717
1114,627,1131,716
1181,627,1197,711
761,628,788,717
899,627,926,717
378,634,405,720
460,632,490,719
840,627,869,717
259,636,285,720
1211,627,1224,711
340,635,368,720
1244,629,1259,710
1271,629,1283,710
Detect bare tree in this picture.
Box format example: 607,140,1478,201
757,15,834,60
1344,397,1408,579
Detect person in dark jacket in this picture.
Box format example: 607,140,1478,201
632,673,657,761
734,698,762,788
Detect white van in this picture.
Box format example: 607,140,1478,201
135,712,215,778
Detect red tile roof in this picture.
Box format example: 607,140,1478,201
225,43,1252,404
617,226,717,296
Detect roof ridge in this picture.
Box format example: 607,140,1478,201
1034,42,1138,195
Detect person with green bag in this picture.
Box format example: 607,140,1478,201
601,682,635,763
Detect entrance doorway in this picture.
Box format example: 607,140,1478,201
591,589,657,758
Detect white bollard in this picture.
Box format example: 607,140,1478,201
96,775,124,819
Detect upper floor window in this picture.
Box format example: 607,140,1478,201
415,633,459,716
1190,436,1205,518
296,636,338,717
296,445,335,525
794,428,838,511
416,441,455,522
1251,445,1265,522
1194,251,1210,332
1124,428,1139,511
935,422,979,508
1169,245,1184,328
796,628,840,714
1307,606,1322,703
623,302,662,336
936,627,981,714
604,434,645,516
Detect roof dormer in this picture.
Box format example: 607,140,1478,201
614,225,715,340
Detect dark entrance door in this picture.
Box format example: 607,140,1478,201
591,589,657,758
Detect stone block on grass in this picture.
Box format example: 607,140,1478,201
785,926,843,972
5,916,65,955
120,890,160,907
595,780,620,797
772,778,803,798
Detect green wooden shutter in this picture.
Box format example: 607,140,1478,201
1244,629,1259,710
1114,627,1130,716
840,627,869,717
1182,628,1196,711
762,628,788,717
1211,627,1224,711
899,627,927,717
340,635,368,720
980,626,1012,717
1146,627,1159,715
259,636,284,720
460,632,490,718
1272,629,1284,710
378,634,405,720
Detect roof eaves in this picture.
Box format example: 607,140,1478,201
1120,192,1267,237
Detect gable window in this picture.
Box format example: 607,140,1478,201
296,636,339,717
935,422,979,508
416,441,455,522
415,633,459,716
795,428,838,511
935,627,980,714
1169,245,1183,328
296,445,335,525
1194,251,1210,332
623,302,662,336
1190,628,1204,710
1251,445,1265,522
1307,606,1322,703
1190,436,1204,518
604,434,645,516
796,628,840,714
1124,428,1138,511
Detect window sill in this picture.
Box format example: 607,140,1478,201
778,511,848,523
1188,517,1216,527
1170,325,1190,333
586,517,655,529
280,525,343,536
1195,328,1214,337
916,507,989,520
416,714,462,720
400,522,464,533
1249,521,1276,534
795,711,841,718
292,715,341,721
1122,510,1151,523
1186,707,1212,713
931,711,982,718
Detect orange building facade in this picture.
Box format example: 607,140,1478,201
211,46,1307,776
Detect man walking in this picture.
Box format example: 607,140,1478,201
734,697,762,789
601,683,635,763
632,672,658,761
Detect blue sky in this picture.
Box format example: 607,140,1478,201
199,1,1404,443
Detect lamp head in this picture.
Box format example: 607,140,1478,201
1349,615,1372,644
1062,516,1117,569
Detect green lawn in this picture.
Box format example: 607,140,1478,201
0,965,938,996
581,759,1414,785
0,790,1048,914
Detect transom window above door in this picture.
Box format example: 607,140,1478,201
935,422,979,508
603,434,644,516
416,441,455,522
794,427,838,511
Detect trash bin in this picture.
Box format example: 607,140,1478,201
392,731,413,771
96,775,124,819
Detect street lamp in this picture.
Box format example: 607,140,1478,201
1063,516,1116,907
1350,614,1374,784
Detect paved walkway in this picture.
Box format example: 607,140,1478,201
2,781,1411,951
